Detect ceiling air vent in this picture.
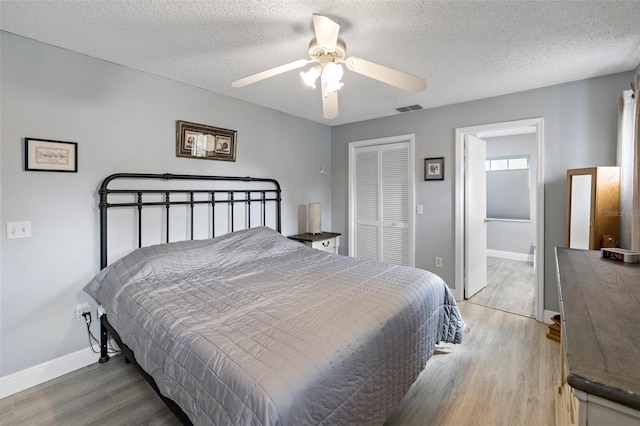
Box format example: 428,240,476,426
396,104,423,113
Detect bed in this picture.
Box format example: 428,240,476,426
85,173,464,425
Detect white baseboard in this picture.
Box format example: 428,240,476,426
487,249,534,263
0,344,101,399
543,309,560,325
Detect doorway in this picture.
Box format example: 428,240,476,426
454,118,545,322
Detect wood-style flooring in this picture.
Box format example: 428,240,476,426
385,302,558,425
0,302,559,426
468,256,536,318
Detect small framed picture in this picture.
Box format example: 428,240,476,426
176,120,237,162
25,138,78,172
425,157,444,181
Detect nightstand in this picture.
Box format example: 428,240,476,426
288,232,341,254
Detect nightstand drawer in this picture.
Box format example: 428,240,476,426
308,236,339,251
288,232,341,254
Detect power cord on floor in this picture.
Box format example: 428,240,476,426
82,311,121,355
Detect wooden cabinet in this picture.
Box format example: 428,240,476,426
288,232,341,254
566,167,620,250
555,248,640,426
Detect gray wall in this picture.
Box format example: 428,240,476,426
0,32,331,376
486,134,536,254
331,71,633,313
487,220,536,255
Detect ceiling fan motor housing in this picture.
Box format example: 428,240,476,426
309,37,347,64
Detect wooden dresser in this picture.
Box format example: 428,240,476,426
555,248,640,425
565,167,620,250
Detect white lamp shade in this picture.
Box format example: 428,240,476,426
322,62,343,84
308,203,322,234
300,65,322,88
321,63,344,95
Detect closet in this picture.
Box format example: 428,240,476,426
566,167,620,250
350,139,414,266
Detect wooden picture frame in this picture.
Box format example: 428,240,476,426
425,157,444,181
25,138,78,172
176,120,237,162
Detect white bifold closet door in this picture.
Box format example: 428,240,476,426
352,141,413,266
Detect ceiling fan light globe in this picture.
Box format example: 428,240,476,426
300,65,322,88
300,71,317,89
322,62,344,84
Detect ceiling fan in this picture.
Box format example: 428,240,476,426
231,14,427,119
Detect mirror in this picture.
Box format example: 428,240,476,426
568,174,592,249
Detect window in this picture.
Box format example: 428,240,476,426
486,155,530,171
486,155,531,221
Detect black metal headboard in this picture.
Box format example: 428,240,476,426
99,173,282,269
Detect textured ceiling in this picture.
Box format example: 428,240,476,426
1,1,639,126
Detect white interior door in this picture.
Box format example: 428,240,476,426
465,134,488,298
350,138,414,266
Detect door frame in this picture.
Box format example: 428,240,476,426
454,118,545,322
348,134,415,265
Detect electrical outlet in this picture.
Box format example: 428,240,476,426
416,205,424,215
435,257,443,267
75,303,91,320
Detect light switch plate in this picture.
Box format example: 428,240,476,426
7,221,32,239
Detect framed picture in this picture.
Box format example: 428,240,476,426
424,157,444,181
176,120,237,162
24,138,78,172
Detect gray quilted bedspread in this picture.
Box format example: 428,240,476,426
85,227,464,425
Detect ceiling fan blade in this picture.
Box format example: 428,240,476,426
345,57,426,93
312,14,340,52
231,59,310,88
321,79,339,119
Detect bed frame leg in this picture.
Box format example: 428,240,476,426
99,316,110,363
